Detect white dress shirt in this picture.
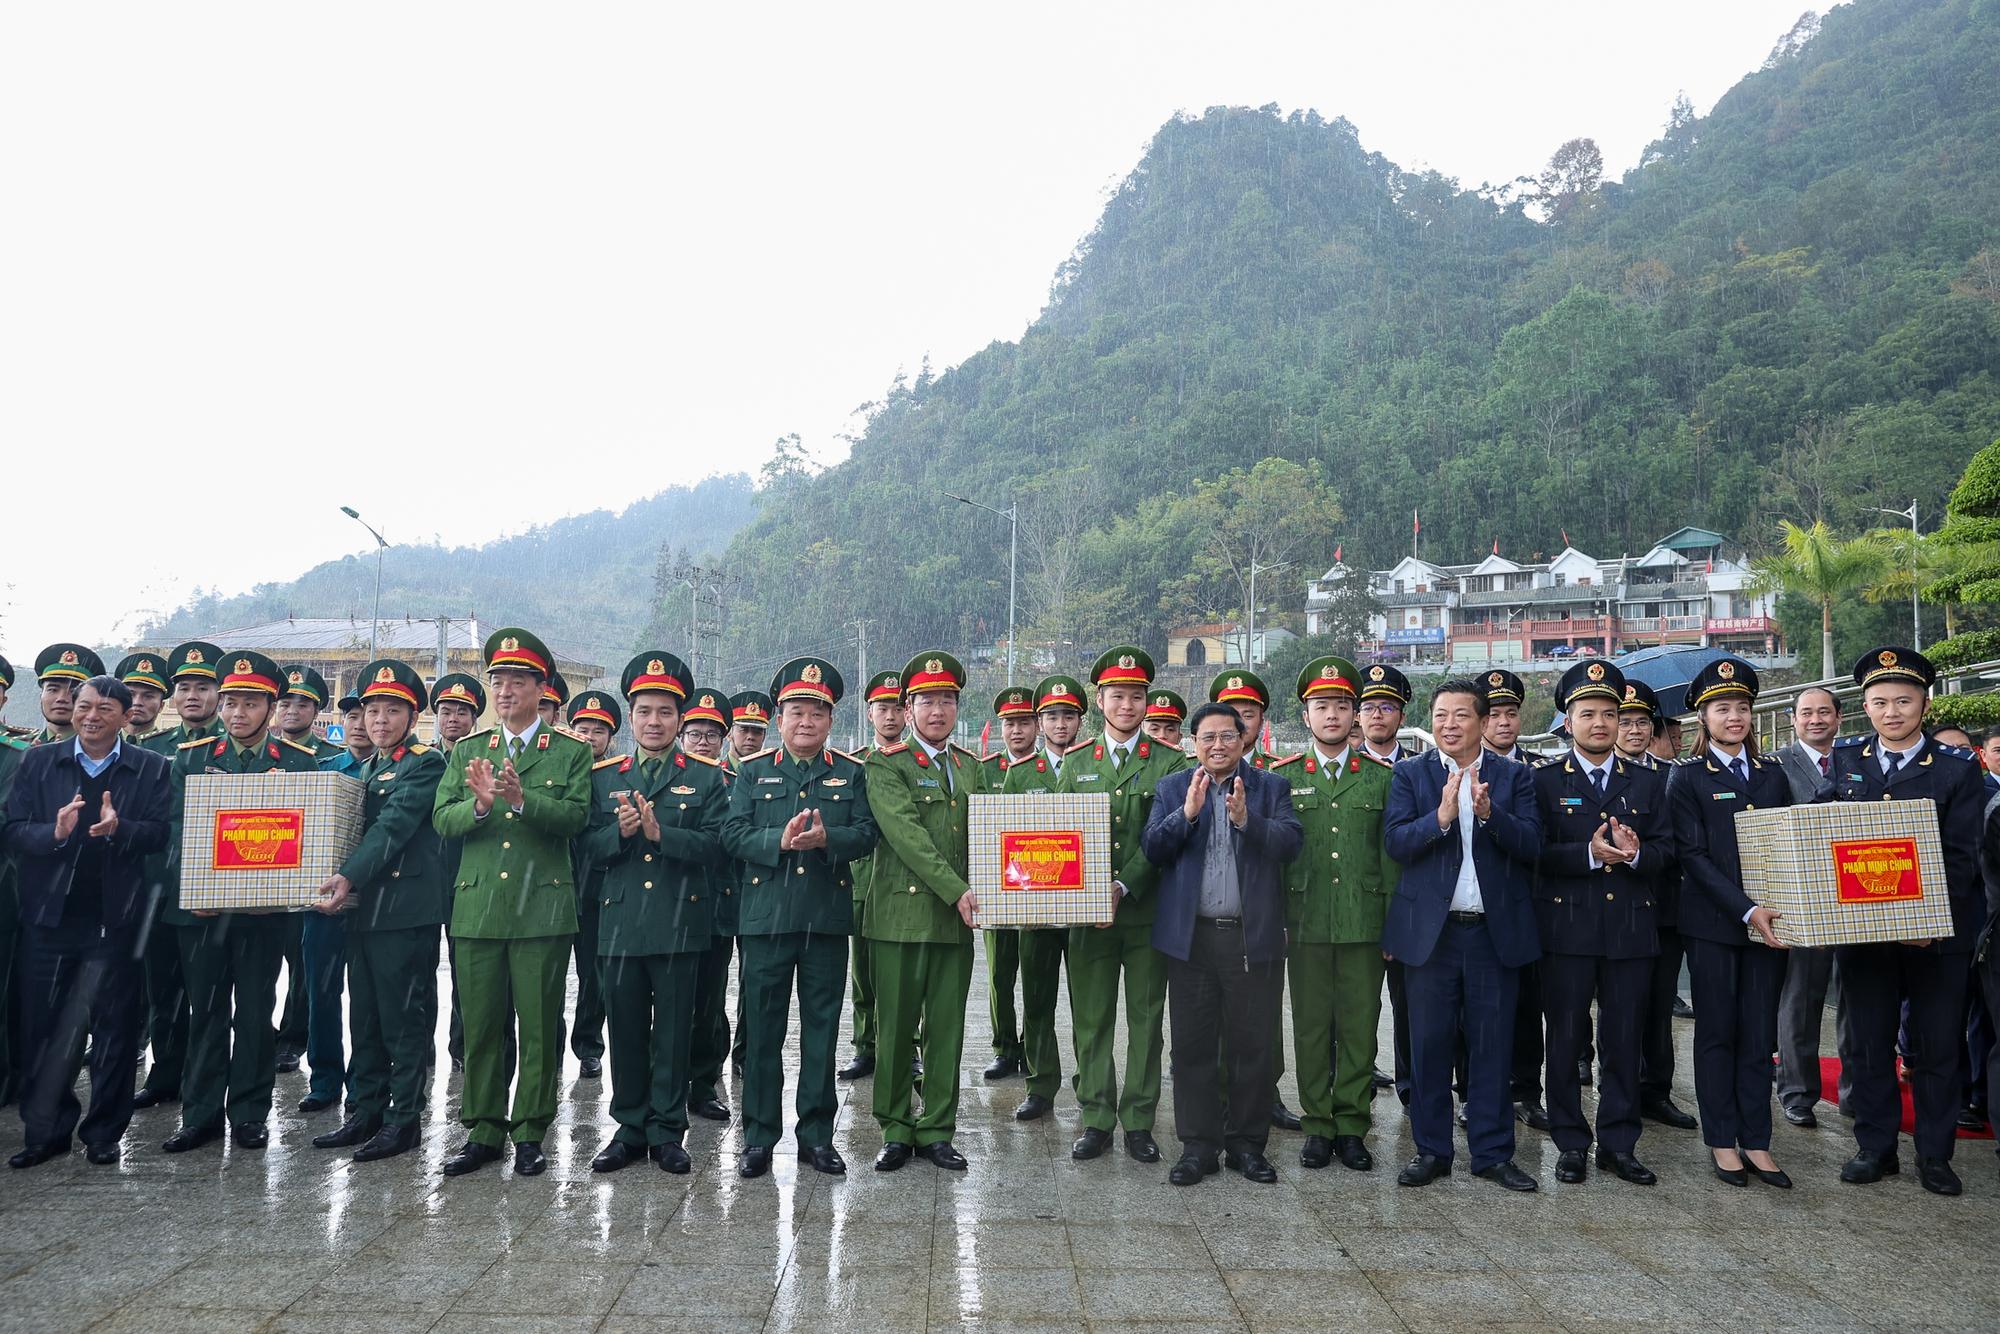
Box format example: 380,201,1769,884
1439,752,1484,913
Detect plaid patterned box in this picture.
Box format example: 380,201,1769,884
969,792,1115,928
1735,799,1954,947
179,772,366,912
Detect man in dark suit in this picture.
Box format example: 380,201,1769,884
4,675,172,1167
1384,679,1544,1192
1141,702,1303,1186
1771,686,1850,1128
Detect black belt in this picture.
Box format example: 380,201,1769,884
1197,916,1242,929
1446,911,1486,925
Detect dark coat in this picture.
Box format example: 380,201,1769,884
1141,761,1303,964
1530,752,1667,960
3,740,172,930
1665,749,1792,946
1381,751,1542,969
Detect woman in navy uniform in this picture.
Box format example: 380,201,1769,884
1665,657,1793,1187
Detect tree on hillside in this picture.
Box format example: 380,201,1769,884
1538,138,1604,223
1749,519,1887,680
1920,437,2000,669
1019,467,1107,652
1160,458,1342,637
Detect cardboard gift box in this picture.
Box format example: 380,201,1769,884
179,772,366,912
969,792,1115,928
1734,799,1954,948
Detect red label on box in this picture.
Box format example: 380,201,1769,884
1831,837,1922,903
213,808,305,870
1000,831,1085,891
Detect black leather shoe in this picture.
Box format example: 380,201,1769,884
1269,1100,1303,1132
1071,1127,1113,1161
1782,1104,1818,1128
312,1114,380,1149
9,1142,68,1169
837,1053,875,1081
513,1141,547,1176
1747,1160,1792,1189
85,1143,119,1166
690,1097,731,1122
1225,1150,1278,1183
1713,1161,1748,1186
1671,994,1695,1019
1013,1094,1053,1122
1917,1155,1963,1196
1555,1149,1588,1183
917,1141,968,1171
442,1141,502,1176
656,1142,692,1175
1956,1105,1989,1134
1577,1060,1594,1087
1370,1067,1394,1090
353,1123,419,1163
1840,1149,1899,1184
1124,1130,1160,1163
232,1122,269,1150
132,1087,176,1110
806,1145,846,1176
297,1093,336,1115
592,1140,643,1173
874,1142,912,1172
578,1057,602,1079
274,1052,302,1074
162,1122,223,1154
1299,1135,1333,1170
1333,1136,1373,1171
983,1054,1021,1080
1641,1097,1698,1130
1168,1152,1218,1185
739,1146,773,1178
1473,1160,1537,1192
1595,1149,1656,1185
1398,1154,1450,1187
1515,1101,1551,1132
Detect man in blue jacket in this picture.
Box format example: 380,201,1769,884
1141,702,1303,1187
1383,679,1543,1192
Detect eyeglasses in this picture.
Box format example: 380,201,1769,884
1192,732,1240,747
1357,702,1400,715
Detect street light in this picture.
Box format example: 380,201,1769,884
341,506,388,660
1246,560,1291,666
1873,499,1920,651
945,491,1017,684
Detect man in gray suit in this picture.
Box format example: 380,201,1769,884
1771,686,1851,1127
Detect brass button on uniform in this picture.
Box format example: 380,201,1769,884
644,853,654,862
499,871,509,880
502,841,511,849
644,881,654,889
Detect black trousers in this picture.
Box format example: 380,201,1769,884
19,921,141,1151
1387,960,1412,1103
1838,941,1970,1161
1166,922,1282,1160
1685,936,1783,1152
1638,927,1682,1102
1542,952,1650,1154
1512,961,1543,1103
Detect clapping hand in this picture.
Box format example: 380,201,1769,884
1224,775,1247,829
791,809,828,851
1469,768,1491,820
1437,768,1461,830
494,760,524,810
53,790,85,844
1184,767,1212,822
88,791,119,839
614,791,643,838
467,758,498,815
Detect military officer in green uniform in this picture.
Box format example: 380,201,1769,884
583,652,729,1174
1143,688,1188,752
538,671,570,729
979,685,1039,1084
29,644,105,745
722,657,877,1178
274,665,346,1100
276,667,342,761
308,659,449,1162
433,628,592,1178
0,654,21,740
683,687,741,1111
1062,648,1188,1162
116,653,171,742
0,657,26,1106
728,690,772,764
1270,656,1397,1172
564,689,622,1078
837,671,905,1082
429,672,491,1071
162,651,320,1152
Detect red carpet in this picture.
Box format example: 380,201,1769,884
1818,1057,1994,1139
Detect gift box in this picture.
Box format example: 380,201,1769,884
1734,799,1954,948
969,792,1115,928
179,772,366,911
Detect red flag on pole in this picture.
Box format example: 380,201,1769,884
1333,543,1342,563
979,720,991,759
1492,538,1499,556
1561,528,1570,548
1261,722,1273,754
1413,510,1420,535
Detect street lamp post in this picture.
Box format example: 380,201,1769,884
945,491,1018,684
1246,560,1290,666
341,506,388,661
1873,499,1921,651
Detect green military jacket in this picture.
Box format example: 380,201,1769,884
0,735,26,917
722,746,876,937
843,744,892,909
1270,748,1398,944
1057,732,1189,926
997,748,1061,796
165,730,322,927
708,757,740,935
137,720,221,921
337,738,450,933
581,748,728,956
433,723,592,940
862,740,981,945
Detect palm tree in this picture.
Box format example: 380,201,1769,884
1749,520,1888,681
1864,526,1964,640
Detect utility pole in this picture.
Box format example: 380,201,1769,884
1246,559,1290,666
674,560,729,682
435,615,450,679
944,491,1018,684
849,617,871,749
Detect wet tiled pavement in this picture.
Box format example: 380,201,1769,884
3,944,1996,1331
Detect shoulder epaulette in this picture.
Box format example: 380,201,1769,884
876,741,909,756
738,746,777,764
178,734,214,749
829,746,864,765
1065,736,1098,755
552,724,586,741
279,737,318,755
0,733,27,751
1362,751,1393,767
593,753,628,770
408,742,431,755
1532,753,1563,769
1833,735,1866,749
1936,742,1976,762
1268,753,1304,769
129,728,162,744
681,750,722,767
950,741,980,758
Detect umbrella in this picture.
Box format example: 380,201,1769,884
1611,645,1734,717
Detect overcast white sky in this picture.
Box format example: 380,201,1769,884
0,1,1824,666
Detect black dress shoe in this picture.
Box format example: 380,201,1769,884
1782,1104,1818,1128
85,1143,120,1166
1956,1105,1989,1133
297,1093,336,1115
578,1057,602,1078
514,1141,547,1176
1225,1150,1278,1183
917,1141,967,1171
1473,1159,1537,1192
874,1142,912,1172
1072,1127,1112,1161
8,1143,68,1169
1577,1060,1594,1088
805,1145,846,1175
312,1114,381,1149
1168,1152,1217,1185
1124,1130,1160,1163
162,1122,223,1154
1370,1067,1394,1090
1917,1155,1963,1196
1515,1101,1551,1132
232,1122,269,1150
1555,1149,1588,1183
1713,1160,1748,1186
837,1052,874,1081
132,1087,176,1110
739,1146,773,1178
1640,1097,1698,1130
1398,1154,1450,1187
1333,1136,1373,1171
1747,1161,1792,1189
1269,1100,1303,1132
592,1140,643,1173
1595,1149,1656,1185
983,1054,1021,1080
1014,1094,1053,1121
656,1142,692,1175
690,1097,731,1122
442,1141,502,1176
353,1122,419,1163
1300,1135,1333,1169
274,1053,302,1074
1840,1148,1900,1184
1671,994,1695,1019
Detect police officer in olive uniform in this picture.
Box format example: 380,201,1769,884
838,671,904,1082
684,687,739,1121
433,628,592,1178
308,659,449,1162
162,651,321,1152
1142,688,1188,752
722,657,877,1178
980,684,1039,1083
30,644,105,746
564,689,622,1078
1269,656,1397,1173
428,672,491,1072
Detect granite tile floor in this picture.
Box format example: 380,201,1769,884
3,943,1997,1332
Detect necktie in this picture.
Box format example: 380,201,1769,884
937,750,952,795
1591,767,1606,796
1818,754,1830,778
1732,756,1748,786
1111,745,1125,773
509,735,524,762
641,757,662,781
1885,750,1903,777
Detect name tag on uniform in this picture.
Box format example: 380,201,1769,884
376,772,396,781
669,785,696,795
1846,773,1865,782
1291,787,1316,796
1074,772,1102,783
820,777,847,787
1712,792,1737,801
1559,796,1582,806
916,777,940,789
758,776,786,784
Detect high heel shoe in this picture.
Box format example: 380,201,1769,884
1711,1153,1748,1187
1746,1159,1792,1189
